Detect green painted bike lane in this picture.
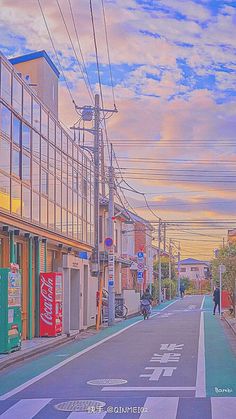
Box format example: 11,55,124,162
0,299,177,397
204,295,236,397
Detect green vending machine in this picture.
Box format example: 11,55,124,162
0,266,22,353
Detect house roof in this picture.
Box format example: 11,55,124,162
9,50,60,78
179,258,210,266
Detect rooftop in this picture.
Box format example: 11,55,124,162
9,50,60,78
179,258,210,265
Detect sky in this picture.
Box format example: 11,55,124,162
0,0,236,259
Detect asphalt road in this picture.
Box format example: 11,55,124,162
0,295,236,418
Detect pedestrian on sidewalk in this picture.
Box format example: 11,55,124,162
180,283,185,298
213,285,220,315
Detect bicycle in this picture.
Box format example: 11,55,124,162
101,289,128,319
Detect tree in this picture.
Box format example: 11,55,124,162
212,244,236,315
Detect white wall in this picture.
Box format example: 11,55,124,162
123,289,140,315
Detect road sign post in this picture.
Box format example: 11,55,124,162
219,264,226,319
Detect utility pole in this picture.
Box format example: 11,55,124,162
158,219,162,303
177,243,181,298
169,239,172,280
108,144,115,325
93,94,100,278
163,222,166,252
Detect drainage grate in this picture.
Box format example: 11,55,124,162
54,400,106,412
87,378,127,386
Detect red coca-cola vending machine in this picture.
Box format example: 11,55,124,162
39,272,63,337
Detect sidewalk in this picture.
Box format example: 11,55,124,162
223,310,236,336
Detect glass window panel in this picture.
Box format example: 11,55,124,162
78,218,82,240
56,179,61,205
12,149,20,177
32,192,39,222
56,150,61,178
83,220,87,243
12,115,21,146
62,183,67,208
12,76,22,114
11,180,21,215
41,137,48,167
32,162,40,192
68,212,73,237
73,143,78,161
32,130,40,160
62,133,67,154
22,123,31,152
41,108,48,138
62,155,67,178
56,125,61,149
49,145,55,172
48,201,55,230
68,188,72,210
48,173,55,201
62,209,67,235
22,153,31,182
22,186,31,219
41,196,47,226
0,137,10,174
78,195,82,217
41,169,48,195
68,139,72,157
55,205,61,231
73,191,77,215
1,64,11,104
49,117,55,143
68,158,72,188
73,169,78,191
73,215,78,239
0,172,10,211
0,103,11,136
23,88,31,123
32,98,40,131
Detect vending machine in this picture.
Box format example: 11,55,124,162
0,265,22,353
39,272,63,337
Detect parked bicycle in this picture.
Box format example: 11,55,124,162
101,289,128,319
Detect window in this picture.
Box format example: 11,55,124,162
0,137,10,174
56,179,61,205
56,150,61,178
68,188,72,209
0,103,11,136
49,117,55,143
32,98,40,131
32,130,40,159
68,139,72,157
23,88,31,123
73,191,77,215
1,64,11,104
41,108,48,138
12,115,21,146
48,173,55,201
41,196,48,226
11,180,21,215
12,149,20,177
22,153,31,182
22,123,31,152
73,215,78,239
32,192,39,222
68,212,73,237
41,137,48,166
180,268,186,272
62,133,67,154
48,201,55,229
55,205,61,231
41,169,48,195
49,145,55,172
32,162,40,192
62,183,67,208
0,172,10,211
12,76,22,114
22,186,31,219
56,125,61,149
62,209,67,234
191,267,199,271
62,155,67,179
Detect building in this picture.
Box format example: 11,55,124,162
0,50,97,340
178,258,211,281
228,229,236,245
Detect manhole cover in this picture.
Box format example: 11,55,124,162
87,378,127,386
55,400,106,412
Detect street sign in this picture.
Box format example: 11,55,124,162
108,280,114,286
219,264,226,273
105,237,113,248
137,271,143,283
137,251,144,259
138,262,145,271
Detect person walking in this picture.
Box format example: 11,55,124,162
213,285,220,315
180,283,185,298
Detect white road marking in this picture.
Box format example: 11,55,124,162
139,397,179,419
211,397,236,419
67,412,106,418
140,366,177,381
101,386,196,391
195,310,206,397
200,295,205,310
0,300,179,401
160,344,184,351
0,398,51,418
150,353,181,363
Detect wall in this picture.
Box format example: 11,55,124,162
123,289,140,315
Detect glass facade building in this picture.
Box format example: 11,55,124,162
0,53,94,247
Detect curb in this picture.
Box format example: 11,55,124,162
223,315,236,336
0,333,80,372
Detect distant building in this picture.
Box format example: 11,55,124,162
177,258,211,281
228,229,236,244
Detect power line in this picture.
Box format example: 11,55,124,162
56,0,94,103
37,0,76,107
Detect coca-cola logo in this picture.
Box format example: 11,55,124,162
40,276,54,326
